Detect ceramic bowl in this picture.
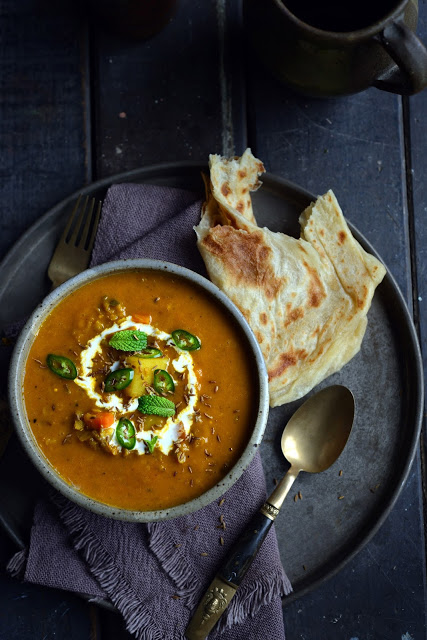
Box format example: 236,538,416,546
8,259,269,521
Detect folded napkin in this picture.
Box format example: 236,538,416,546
8,182,292,639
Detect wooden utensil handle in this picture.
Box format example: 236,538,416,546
218,510,274,586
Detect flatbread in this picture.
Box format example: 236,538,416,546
195,149,386,407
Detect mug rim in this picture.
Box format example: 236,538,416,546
275,0,410,41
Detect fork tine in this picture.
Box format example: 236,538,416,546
86,200,102,253
79,197,96,250
59,194,82,243
69,195,89,246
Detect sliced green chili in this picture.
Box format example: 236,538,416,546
116,417,136,450
144,435,158,454
104,368,134,392
171,329,200,351
136,347,163,358
153,369,175,394
46,354,77,380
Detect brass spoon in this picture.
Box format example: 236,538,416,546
185,384,355,640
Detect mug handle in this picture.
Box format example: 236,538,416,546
373,18,427,94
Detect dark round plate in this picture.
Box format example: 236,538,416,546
0,163,423,605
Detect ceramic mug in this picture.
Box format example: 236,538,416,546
243,0,427,96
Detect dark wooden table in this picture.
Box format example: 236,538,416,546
1,1,426,638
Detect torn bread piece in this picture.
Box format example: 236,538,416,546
195,149,386,407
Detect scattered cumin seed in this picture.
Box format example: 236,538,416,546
204,412,213,419
294,494,298,502
154,297,160,303
208,380,217,384
211,426,215,435
338,495,344,500
188,465,193,474
233,409,240,413
200,552,208,557
220,537,224,546
303,565,306,571
174,543,181,548
219,514,224,524
339,469,343,476
171,595,180,600
204,449,212,457
229,447,233,451
62,434,72,445
190,479,194,487
214,386,219,393
298,491,302,500
218,498,225,507
173,471,177,477
217,434,221,442
183,394,189,404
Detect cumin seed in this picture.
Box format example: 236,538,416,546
339,469,343,476
273,478,278,486
294,494,298,502
188,465,193,474
171,595,180,600
200,552,208,557
338,495,344,500
298,491,302,500
214,385,219,393
204,449,212,457
190,479,194,487
220,537,224,546
154,297,160,302
204,413,213,419
218,498,225,507
216,434,221,442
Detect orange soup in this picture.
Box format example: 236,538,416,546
23,270,258,511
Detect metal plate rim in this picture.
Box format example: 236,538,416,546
0,161,423,605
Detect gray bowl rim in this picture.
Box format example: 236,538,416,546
8,258,269,522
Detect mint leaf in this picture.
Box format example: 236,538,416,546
144,435,158,454
109,330,147,351
138,395,175,417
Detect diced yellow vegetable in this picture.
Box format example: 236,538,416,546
125,356,169,398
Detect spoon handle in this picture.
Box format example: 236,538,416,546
185,467,299,640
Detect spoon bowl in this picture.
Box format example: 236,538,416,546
282,384,355,474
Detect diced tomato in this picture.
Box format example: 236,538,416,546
132,314,152,325
83,412,115,430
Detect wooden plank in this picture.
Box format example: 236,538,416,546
91,0,247,177
0,0,91,261
0,1,96,638
407,6,427,525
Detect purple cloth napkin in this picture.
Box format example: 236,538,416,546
8,183,292,639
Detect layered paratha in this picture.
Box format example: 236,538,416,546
195,149,386,407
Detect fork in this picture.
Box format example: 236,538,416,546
47,195,102,289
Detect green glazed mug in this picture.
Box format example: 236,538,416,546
243,0,427,96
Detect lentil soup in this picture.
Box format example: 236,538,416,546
23,269,259,511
